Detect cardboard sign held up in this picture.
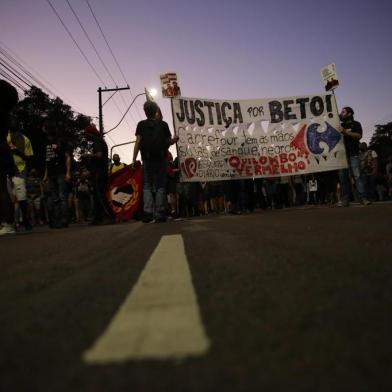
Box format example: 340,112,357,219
160,72,181,98
321,63,339,91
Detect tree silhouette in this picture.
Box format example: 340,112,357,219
14,86,92,175
369,122,392,172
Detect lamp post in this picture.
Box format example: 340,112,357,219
104,87,157,135
97,85,130,136
106,88,157,160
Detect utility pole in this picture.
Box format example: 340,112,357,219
97,85,130,136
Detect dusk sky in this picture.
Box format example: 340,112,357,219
2,0,392,162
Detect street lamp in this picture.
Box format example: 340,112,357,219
147,88,157,100
104,88,157,135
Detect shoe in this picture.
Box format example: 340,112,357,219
361,199,372,206
0,224,16,235
88,219,103,226
142,213,154,223
336,201,349,207
49,221,64,229
154,217,167,223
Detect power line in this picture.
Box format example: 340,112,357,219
0,52,102,120
65,0,137,130
85,0,128,89
65,0,118,87
48,0,135,137
0,40,85,113
0,45,89,117
85,0,143,121
0,59,32,88
0,46,57,97
46,0,107,87
45,1,133,152
105,92,145,134
66,0,139,127
0,69,26,92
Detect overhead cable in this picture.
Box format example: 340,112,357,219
0,40,84,112
65,0,138,128
0,69,26,92
85,0,143,121
46,0,107,87
0,59,32,88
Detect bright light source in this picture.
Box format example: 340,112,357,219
148,88,157,97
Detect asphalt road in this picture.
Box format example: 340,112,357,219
1,203,391,391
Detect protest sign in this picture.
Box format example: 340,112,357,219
321,63,339,91
172,94,347,182
160,72,181,98
106,162,143,221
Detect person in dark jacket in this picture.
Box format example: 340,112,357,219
338,106,370,207
132,101,178,223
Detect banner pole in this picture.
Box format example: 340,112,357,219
331,89,340,118
170,97,180,153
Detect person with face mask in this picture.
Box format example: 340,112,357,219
337,106,370,207
109,154,126,175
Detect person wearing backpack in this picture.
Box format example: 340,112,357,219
132,101,178,223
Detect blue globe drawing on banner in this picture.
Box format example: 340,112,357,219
306,122,341,155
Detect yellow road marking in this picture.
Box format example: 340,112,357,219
83,234,210,362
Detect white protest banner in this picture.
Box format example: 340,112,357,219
172,95,347,182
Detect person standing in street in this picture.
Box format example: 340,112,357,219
7,121,34,231
82,124,112,225
338,106,370,207
43,123,72,228
359,142,378,201
132,101,178,223
0,80,18,235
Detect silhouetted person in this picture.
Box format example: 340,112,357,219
43,123,72,228
109,153,126,175
338,106,370,206
81,124,112,225
0,80,18,235
132,101,177,223
7,120,34,231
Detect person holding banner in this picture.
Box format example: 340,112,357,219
338,107,370,207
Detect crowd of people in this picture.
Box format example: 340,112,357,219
0,79,113,234
133,100,392,222
1,79,392,235
162,159,392,219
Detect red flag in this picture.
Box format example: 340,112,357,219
106,162,143,222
